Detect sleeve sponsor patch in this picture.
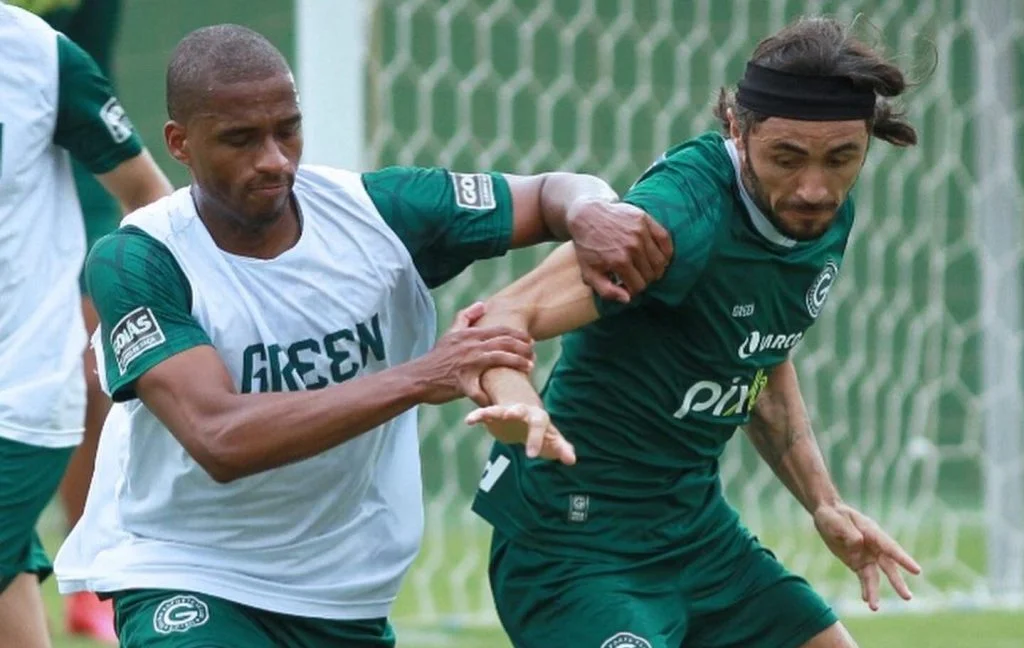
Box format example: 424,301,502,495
99,97,135,144
450,172,496,210
111,307,166,373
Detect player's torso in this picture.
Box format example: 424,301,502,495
553,136,851,470
0,8,87,445
663,216,846,430
475,133,853,557
117,168,436,550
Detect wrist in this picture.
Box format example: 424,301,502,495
810,494,844,516
392,359,437,405
565,195,615,236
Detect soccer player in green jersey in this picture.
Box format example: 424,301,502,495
470,17,922,648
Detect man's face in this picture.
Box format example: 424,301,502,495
165,71,303,228
732,114,869,241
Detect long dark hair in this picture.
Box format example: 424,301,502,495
713,16,919,147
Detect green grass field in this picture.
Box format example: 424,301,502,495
40,512,1023,648
40,575,1024,648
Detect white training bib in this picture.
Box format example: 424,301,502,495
56,167,438,619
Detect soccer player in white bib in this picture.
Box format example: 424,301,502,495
0,5,172,648
53,24,672,647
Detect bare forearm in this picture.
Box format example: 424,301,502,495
538,173,618,240
480,243,599,342
745,361,840,514
214,368,426,478
98,150,174,213
141,354,433,483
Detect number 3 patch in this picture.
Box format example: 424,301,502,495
450,172,496,210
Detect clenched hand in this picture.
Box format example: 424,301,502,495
412,302,536,405
567,199,673,303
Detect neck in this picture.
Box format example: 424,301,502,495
191,187,300,259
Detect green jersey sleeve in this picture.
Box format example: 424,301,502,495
595,153,718,316
361,166,514,288
86,225,211,402
53,33,142,174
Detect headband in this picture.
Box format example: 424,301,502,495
735,62,876,121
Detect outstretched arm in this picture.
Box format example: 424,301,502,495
745,359,921,610
462,243,599,464
362,167,671,302
87,229,536,485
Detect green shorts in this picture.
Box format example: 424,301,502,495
111,589,396,647
0,436,75,593
489,529,837,648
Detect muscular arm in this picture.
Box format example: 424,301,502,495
744,358,841,514
136,346,435,483
89,230,532,484
503,173,617,245
362,166,669,299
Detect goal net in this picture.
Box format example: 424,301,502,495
348,0,1024,627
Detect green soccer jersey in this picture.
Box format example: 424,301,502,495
473,132,854,562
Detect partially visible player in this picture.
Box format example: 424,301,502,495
0,4,172,648
8,0,134,640
53,25,670,648
469,17,922,648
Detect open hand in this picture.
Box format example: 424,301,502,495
465,403,576,465
813,503,921,611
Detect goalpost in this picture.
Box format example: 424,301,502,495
297,0,1024,626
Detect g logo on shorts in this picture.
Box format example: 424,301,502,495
153,595,210,634
601,631,653,648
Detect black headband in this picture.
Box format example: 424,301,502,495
735,62,876,121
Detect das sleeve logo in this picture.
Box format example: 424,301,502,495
111,306,166,373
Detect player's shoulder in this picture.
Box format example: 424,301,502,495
294,164,385,224
295,164,374,204
654,131,734,189
626,132,733,229
118,188,195,245
0,3,55,37
297,164,361,189
0,4,59,81
0,4,57,53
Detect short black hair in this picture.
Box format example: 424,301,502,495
166,24,291,122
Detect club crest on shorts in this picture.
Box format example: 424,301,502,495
806,259,839,319
153,595,210,634
601,631,653,648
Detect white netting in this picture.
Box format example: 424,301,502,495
364,0,1024,626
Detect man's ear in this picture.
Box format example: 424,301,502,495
164,120,190,166
727,109,742,147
